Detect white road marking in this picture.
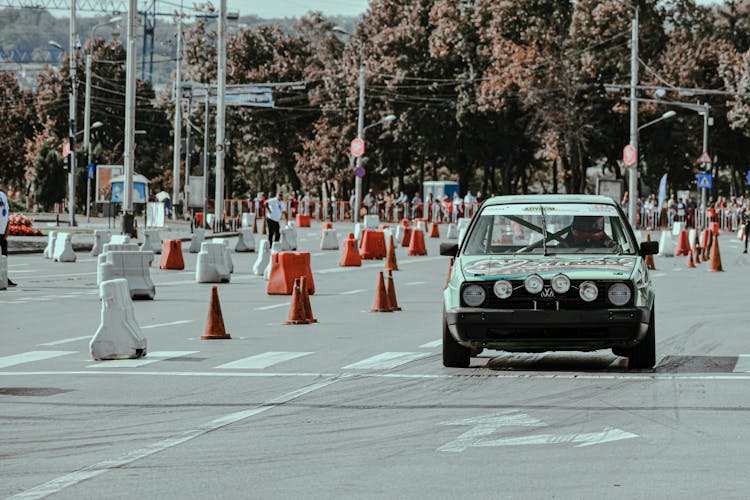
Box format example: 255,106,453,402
439,412,547,452
420,339,442,349
339,289,365,295
39,336,91,346
28,271,98,279
7,379,339,500
254,302,290,311
9,270,39,274
405,281,426,286
311,252,325,256
87,351,198,368
8,263,30,267
342,352,431,370
0,351,76,369
216,351,313,369
733,355,750,372
317,256,443,274
141,320,194,330
474,427,638,448
650,272,667,278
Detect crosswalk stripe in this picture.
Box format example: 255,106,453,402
342,352,430,370
0,351,76,369
733,355,750,372
216,352,313,369
419,339,442,349
87,351,198,368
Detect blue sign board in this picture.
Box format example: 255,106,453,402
88,163,95,180
355,166,366,178
697,173,712,190
747,170,750,186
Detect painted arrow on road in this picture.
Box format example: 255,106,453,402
438,412,637,452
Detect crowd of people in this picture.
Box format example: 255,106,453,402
623,192,750,232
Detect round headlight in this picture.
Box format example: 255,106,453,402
579,281,599,302
524,274,544,294
607,283,631,306
493,280,513,299
550,274,571,294
462,284,486,307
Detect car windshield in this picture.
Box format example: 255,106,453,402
462,202,637,255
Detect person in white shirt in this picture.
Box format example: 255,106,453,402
263,192,286,244
0,186,16,287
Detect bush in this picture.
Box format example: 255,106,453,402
8,214,43,236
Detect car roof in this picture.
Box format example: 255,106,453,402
482,194,619,206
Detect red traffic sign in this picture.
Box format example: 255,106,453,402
62,141,70,157
350,138,365,158
698,151,712,164
622,144,637,167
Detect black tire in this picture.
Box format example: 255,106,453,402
626,305,656,369
443,310,470,368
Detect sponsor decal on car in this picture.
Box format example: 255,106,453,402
462,257,636,276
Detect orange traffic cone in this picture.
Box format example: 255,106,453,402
445,257,454,289
371,271,392,312
700,229,710,261
201,286,231,339
708,233,724,272
408,227,428,256
262,218,267,235
300,276,317,323
429,222,440,238
284,278,309,324
252,215,258,234
675,230,690,256
644,234,655,270
401,227,412,248
385,270,401,311
694,244,702,264
339,233,362,267
686,248,695,268
385,234,399,271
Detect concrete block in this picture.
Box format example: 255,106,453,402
672,221,682,236
241,212,256,228
110,234,131,245
53,232,76,262
0,255,7,290
446,223,458,239
364,214,380,229
140,229,162,254
43,231,58,259
394,225,404,245
99,251,156,300
235,227,255,252
189,228,205,253
102,242,140,254
196,242,231,283
91,230,112,256
90,278,147,360
320,229,339,250
264,242,281,280
213,238,234,274
354,223,363,243
658,230,675,257
252,239,270,276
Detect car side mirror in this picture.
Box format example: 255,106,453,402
640,240,659,256
440,242,459,257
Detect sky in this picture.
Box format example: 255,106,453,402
224,0,370,19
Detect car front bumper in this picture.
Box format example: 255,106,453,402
445,306,651,352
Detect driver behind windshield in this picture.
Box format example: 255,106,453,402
560,215,616,249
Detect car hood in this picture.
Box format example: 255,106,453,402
459,255,637,281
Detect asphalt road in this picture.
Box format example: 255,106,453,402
2,223,749,499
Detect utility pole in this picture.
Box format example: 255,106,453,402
184,95,192,215
701,102,710,217
627,8,639,229
203,89,210,230
123,0,137,227
171,10,183,221
214,0,227,227
68,0,78,227
84,52,92,221
354,52,365,223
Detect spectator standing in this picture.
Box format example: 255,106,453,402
0,186,16,287
263,192,286,244
464,191,476,217
411,192,422,219
742,205,750,253
349,190,356,219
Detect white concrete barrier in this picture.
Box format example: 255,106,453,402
189,228,205,253
283,222,298,250
394,225,404,245
457,218,471,234
354,223,363,243
206,213,215,228
110,234,131,245
196,242,231,283
43,231,58,259
363,214,380,229
52,232,76,262
102,242,140,253
280,228,295,251
252,239,270,276
235,227,255,252
671,221,683,236
658,230,676,257
90,278,148,360
382,228,394,248
91,230,112,256
241,212,256,228
320,229,339,250
140,229,162,254
99,251,156,299
264,242,281,280
446,223,458,239
213,238,234,274
458,227,467,247
0,255,7,290
688,228,697,248
633,230,643,244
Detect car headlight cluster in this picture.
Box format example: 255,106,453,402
550,274,570,294
462,284,486,307
607,283,631,306
523,274,544,294
578,281,599,302
493,280,513,299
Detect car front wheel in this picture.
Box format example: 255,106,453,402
625,305,656,369
443,309,470,368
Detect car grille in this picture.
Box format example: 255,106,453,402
462,280,632,309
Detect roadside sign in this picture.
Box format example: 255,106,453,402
350,138,365,158
62,141,70,157
355,166,366,178
698,151,712,164
622,144,637,166
697,173,712,189
88,163,95,180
